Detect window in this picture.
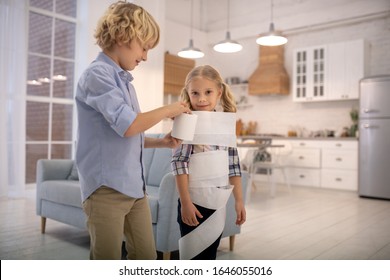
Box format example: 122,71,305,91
26,0,77,183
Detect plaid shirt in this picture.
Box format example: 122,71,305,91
171,144,242,177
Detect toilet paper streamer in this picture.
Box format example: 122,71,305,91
184,111,237,147
171,113,198,141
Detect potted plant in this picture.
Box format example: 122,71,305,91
350,108,359,137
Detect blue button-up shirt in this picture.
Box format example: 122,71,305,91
75,52,145,202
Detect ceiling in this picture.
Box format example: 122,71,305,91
165,0,390,35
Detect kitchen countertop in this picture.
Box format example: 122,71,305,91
238,135,358,141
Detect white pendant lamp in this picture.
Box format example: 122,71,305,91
256,0,287,46
178,0,204,59
213,0,242,53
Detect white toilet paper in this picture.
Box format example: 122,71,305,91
171,113,198,141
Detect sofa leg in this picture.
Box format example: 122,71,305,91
41,217,46,234
162,252,171,260
229,235,235,251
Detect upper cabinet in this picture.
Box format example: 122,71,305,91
164,52,195,96
327,39,368,101
292,39,368,102
293,45,327,102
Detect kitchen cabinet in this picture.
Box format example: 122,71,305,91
254,138,358,191
292,45,327,102
164,52,194,96
265,139,322,187
292,39,367,102
327,39,367,100
282,140,322,187
321,140,358,190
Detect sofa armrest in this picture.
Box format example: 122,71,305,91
36,159,74,184
36,159,75,216
156,172,181,252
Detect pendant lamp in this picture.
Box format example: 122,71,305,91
256,0,287,46
213,0,242,53
178,0,204,59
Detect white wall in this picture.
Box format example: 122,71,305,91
215,15,390,136
164,0,390,136
76,0,166,133
79,1,390,135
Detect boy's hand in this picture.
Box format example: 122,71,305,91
165,102,191,119
162,132,182,148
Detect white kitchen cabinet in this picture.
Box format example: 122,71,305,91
321,140,358,190
289,168,321,187
271,139,322,187
292,46,327,102
288,148,321,168
285,140,322,187
321,169,357,191
255,139,358,191
327,39,367,101
292,39,367,102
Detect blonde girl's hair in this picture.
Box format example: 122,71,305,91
180,65,237,113
94,1,160,51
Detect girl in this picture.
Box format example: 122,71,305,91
171,65,246,260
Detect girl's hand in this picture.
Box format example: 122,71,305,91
181,202,203,227
235,201,246,225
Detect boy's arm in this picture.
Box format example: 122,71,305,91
144,132,182,149
124,102,190,137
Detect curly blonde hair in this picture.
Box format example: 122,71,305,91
180,65,237,113
94,1,160,50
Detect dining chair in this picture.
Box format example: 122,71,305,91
252,141,293,197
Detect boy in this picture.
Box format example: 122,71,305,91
75,1,190,260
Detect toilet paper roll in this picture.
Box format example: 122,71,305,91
171,113,198,141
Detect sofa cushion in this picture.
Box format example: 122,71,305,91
40,180,82,208
146,185,158,223
147,147,173,187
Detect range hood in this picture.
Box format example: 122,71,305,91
248,45,289,95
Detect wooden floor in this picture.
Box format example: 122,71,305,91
1,183,390,260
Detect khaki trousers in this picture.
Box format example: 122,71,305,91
82,186,156,260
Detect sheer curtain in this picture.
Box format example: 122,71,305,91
0,0,27,197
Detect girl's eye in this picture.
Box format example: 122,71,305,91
206,90,212,95
190,91,198,96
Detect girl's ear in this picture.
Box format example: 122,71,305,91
218,87,223,98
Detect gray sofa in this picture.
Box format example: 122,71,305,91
36,134,249,259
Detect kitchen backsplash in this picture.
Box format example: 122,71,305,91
235,94,359,137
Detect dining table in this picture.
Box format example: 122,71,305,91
236,135,285,196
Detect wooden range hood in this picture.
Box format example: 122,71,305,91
248,45,289,95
